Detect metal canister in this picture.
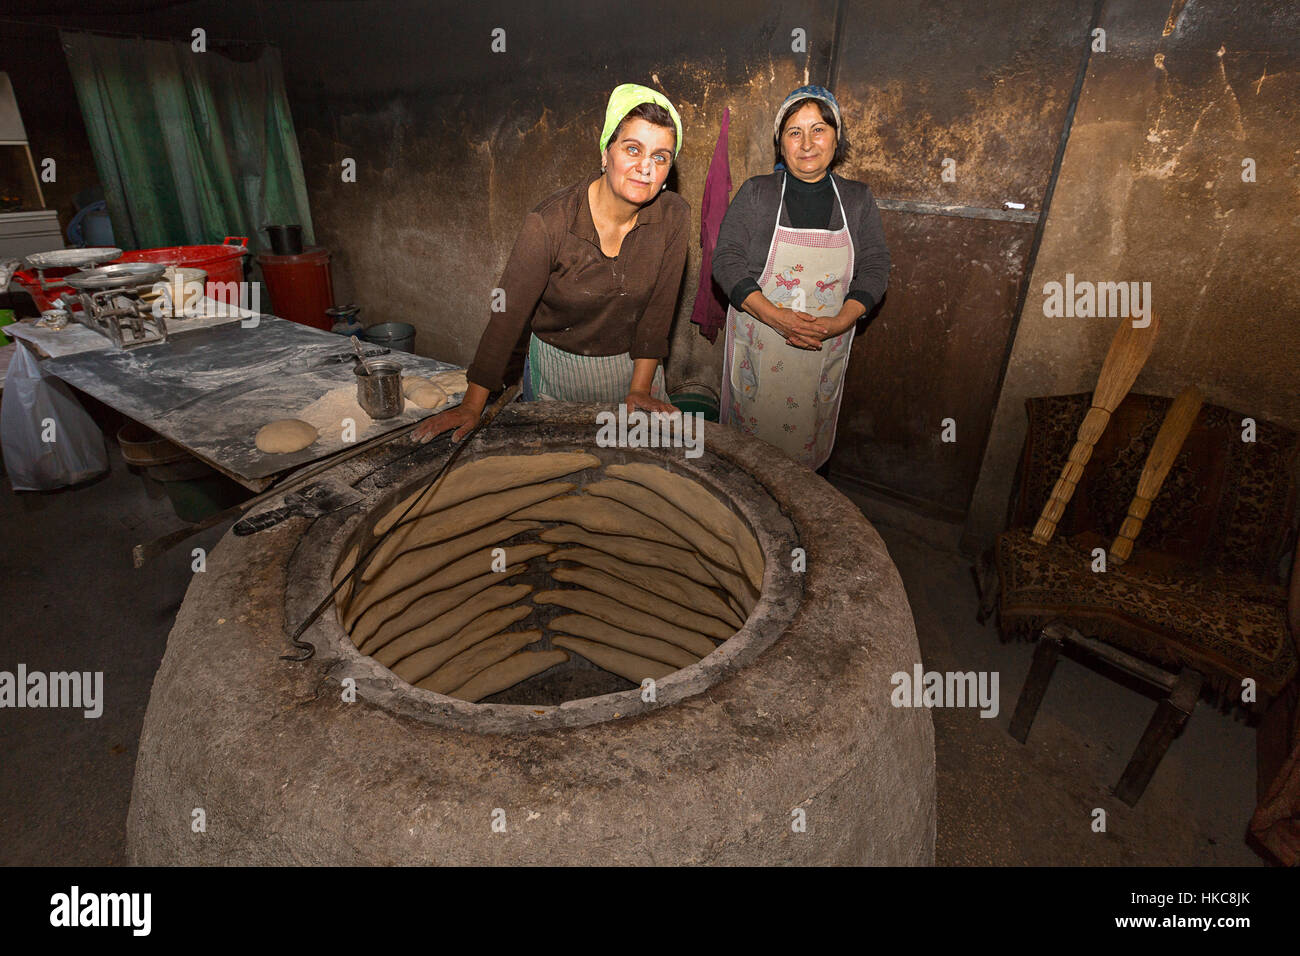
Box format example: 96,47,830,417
354,359,404,420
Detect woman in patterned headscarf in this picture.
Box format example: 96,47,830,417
712,85,890,475
416,84,689,443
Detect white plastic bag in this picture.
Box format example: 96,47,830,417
1,345,108,490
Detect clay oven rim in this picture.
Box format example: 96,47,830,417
286,411,804,733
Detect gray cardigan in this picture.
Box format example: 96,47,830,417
712,171,890,314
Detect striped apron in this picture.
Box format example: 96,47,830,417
521,332,669,403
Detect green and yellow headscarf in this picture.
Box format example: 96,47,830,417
599,84,683,157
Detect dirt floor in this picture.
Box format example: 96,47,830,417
0,444,1264,865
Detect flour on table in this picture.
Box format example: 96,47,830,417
298,384,443,442
299,386,377,443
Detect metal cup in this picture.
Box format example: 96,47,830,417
354,359,404,420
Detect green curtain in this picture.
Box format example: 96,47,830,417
59,30,313,253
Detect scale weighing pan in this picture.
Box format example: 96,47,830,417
65,261,167,291
24,247,123,271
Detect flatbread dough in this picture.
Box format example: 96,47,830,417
388,605,531,683
332,545,357,588
550,565,733,640
348,541,551,635
553,635,676,684
427,369,469,394
534,518,755,614
533,589,716,657
547,546,741,628
584,479,751,586
511,494,691,549
372,581,533,665
606,462,764,590
255,418,318,453
406,381,447,409
357,568,528,656
363,481,575,578
548,613,700,668
698,555,760,614
401,376,431,399
448,649,569,702
346,519,540,621
332,545,358,611
418,629,542,694
377,453,600,536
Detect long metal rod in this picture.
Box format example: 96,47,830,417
131,414,428,568
875,198,1040,224
281,382,522,662
826,0,847,91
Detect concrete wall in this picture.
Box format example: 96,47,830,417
963,0,1300,551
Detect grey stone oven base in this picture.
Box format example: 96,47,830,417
126,404,935,865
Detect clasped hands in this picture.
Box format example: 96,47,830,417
744,293,854,351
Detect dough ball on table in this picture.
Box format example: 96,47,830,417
255,419,318,454
407,382,447,409
427,369,468,397
401,376,430,398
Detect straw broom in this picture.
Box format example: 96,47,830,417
1108,385,1202,565
1031,313,1161,544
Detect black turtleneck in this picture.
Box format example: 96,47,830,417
782,172,835,229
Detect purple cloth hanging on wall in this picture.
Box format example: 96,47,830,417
689,108,731,344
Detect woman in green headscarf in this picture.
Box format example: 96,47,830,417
415,84,689,443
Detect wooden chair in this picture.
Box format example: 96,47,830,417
985,392,1299,805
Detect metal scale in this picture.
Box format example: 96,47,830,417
61,261,171,349
21,246,123,291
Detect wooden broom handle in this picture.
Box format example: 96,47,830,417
1032,313,1161,544
1109,385,1203,565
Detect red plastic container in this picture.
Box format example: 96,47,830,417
13,237,248,311
257,247,334,330
11,267,77,311
118,237,248,308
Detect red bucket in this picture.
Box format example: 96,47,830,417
11,264,82,312
117,237,248,307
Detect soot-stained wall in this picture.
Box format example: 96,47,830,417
13,0,1297,532
266,0,835,375
827,0,1094,516
264,0,1101,518
963,0,1300,550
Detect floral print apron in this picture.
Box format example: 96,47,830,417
720,174,855,469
